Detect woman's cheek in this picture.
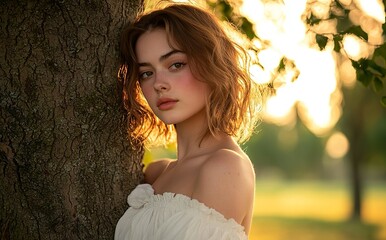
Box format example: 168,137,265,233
141,87,156,108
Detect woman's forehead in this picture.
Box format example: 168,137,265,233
135,29,184,60
135,29,187,64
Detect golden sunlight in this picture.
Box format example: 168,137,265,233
264,87,297,126
355,0,385,23
241,0,384,136
339,59,357,88
343,34,370,61
241,0,339,135
325,131,350,159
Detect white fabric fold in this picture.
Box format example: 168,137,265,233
115,184,247,240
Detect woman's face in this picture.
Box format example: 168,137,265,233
135,28,210,126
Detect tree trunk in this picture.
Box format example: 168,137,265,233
348,129,363,220
342,84,368,220
0,0,143,239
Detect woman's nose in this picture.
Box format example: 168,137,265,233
153,72,169,92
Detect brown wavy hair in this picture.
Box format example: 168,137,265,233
119,2,261,146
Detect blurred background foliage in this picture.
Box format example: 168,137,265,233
143,0,386,239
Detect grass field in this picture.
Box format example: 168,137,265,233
249,180,386,240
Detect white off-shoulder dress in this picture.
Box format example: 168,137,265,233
115,184,247,240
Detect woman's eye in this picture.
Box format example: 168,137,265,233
170,62,186,70
139,71,153,80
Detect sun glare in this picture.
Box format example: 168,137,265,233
241,0,384,135
326,131,350,159
355,0,385,23
264,86,297,126
343,34,370,61
241,0,339,135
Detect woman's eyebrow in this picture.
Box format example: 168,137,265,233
138,50,184,67
159,50,184,61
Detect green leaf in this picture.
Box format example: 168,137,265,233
351,58,368,70
334,0,345,10
374,43,386,56
367,62,386,77
277,58,286,72
345,25,368,41
351,60,360,69
208,0,233,21
357,59,369,69
316,34,329,50
373,55,386,70
381,96,386,107
372,77,384,92
357,69,372,87
240,17,256,40
373,44,386,69
306,13,322,26
382,22,386,36
333,34,342,52
218,0,233,20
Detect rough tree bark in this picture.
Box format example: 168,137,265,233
0,0,143,239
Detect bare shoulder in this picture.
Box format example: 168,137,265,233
192,149,255,232
203,149,254,178
144,159,174,184
198,149,255,190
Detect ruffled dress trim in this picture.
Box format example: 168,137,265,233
115,184,248,240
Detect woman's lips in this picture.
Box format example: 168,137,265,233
157,98,178,110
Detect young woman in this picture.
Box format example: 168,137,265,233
115,2,261,239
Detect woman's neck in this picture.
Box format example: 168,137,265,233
175,127,234,163
173,108,236,162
